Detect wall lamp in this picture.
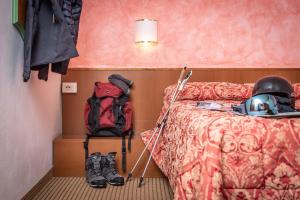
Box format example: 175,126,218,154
135,19,158,44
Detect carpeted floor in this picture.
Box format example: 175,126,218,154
24,177,173,200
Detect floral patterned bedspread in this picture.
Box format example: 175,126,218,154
141,82,300,200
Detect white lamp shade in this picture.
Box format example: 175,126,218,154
135,19,157,43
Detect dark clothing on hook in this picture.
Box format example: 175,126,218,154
51,0,82,77
24,0,82,81
62,0,82,43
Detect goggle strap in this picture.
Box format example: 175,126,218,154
231,103,247,114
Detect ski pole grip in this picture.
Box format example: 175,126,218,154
178,65,187,83
179,70,193,91
184,70,192,80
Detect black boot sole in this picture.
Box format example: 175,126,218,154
108,181,124,186
89,183,107,188
86,178,107,188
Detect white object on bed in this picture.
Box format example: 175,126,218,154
197,101,224,110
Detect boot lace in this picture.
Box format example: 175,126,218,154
104,160,118,175
89,160,102,176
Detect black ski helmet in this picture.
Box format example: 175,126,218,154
252,75,295,108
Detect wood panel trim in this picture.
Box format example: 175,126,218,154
22,168,53,200
68,67,300,71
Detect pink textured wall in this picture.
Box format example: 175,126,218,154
70,0,300,68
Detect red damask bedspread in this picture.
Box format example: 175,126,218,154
141,82,300,200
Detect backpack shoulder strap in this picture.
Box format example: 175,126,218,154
113,94,128,131
128,129,133,151
87,96,101,134
118,94,129,106
121,135,126,173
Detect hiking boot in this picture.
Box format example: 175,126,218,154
101,152,124,186
85,152,107,188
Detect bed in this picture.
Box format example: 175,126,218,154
141,82,300,200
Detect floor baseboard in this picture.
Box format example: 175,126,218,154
22,168,53,200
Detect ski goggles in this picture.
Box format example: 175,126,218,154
232,94,279,116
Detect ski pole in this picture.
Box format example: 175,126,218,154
126,65,187,182
138,70,193,187
126,126,159,181
138,118,167,187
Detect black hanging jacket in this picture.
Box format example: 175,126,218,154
51,0,83,76
24,0,82,81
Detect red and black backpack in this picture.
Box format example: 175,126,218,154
83,81,133,172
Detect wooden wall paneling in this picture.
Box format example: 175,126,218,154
53,136,164,177
62,68,300,137
57,68,300,177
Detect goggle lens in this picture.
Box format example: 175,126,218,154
245,94,279,116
